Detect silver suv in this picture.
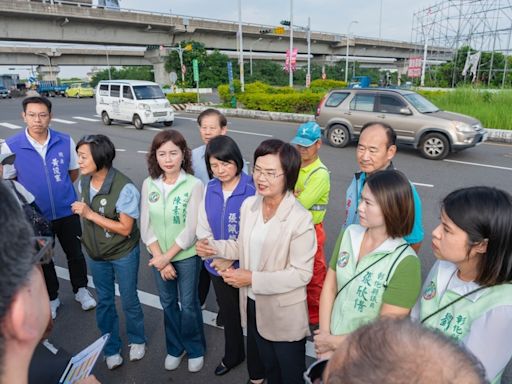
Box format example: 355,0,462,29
315,88,487,160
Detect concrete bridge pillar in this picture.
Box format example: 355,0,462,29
144,49,169,86
36,65,60,82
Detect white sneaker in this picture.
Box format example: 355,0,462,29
188,356,204,373
74,288,97,311
50,298,61,320
106,353,123,370
165,352,185,371
129,343,146,361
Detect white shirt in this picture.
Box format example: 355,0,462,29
247,211,272,300
1,129,79,179
140,170,203,252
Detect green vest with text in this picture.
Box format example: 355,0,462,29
80,168,140,261
331,225,413,335
420,276,512,384
145,175,197,262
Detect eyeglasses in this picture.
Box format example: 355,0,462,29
32,236,54,265
303,358,329,384
26,113,50,120
252,167,284,181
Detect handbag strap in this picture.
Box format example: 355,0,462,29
8,180,29,205
335,243,409,301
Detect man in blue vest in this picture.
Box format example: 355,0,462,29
343,122,423,252
1,96,96,319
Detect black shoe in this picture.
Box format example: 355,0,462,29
215,362,231,376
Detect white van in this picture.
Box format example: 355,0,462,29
96,80,174,130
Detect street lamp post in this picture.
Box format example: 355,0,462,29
345,20,358,83
307,16,311,87
238,0,245,92
289,0,294,88
249,37,263,76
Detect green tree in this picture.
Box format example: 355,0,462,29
90,66,154,87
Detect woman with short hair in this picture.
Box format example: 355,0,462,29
196,135,257,377
197,139,316,384
71,134,146,370
315,169,421,359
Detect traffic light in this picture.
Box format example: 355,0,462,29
280,20,291,26
259,28,272,34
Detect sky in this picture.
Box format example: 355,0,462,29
1,0,436,78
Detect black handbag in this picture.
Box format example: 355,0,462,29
9,180,53,237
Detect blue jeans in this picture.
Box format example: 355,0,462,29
88,245,146,357
152,256,206,358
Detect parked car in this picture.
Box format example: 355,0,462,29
315,88,488,160
96,80,174,130
0,86,11,99
65,82,94,98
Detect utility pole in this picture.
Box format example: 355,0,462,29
345,21,358,83
307,16,311,87
238,0,245,92
289,0,293,87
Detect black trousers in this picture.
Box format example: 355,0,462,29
247,298,305,384
198,263,211,305
42,214,89,300
211,274,245,368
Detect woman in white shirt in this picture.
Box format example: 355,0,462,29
412,186,512,384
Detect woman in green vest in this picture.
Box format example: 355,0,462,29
411,186,512,384
315,170,421,359
140,130,206,373
71,134,146,370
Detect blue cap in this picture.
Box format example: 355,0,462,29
291,121,321,147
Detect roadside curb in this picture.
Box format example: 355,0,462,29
185,105,313,123
184,105,512,144
172,102,212,111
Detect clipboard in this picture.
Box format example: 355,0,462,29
58,334,110,384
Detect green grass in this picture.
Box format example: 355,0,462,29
418,88,512,130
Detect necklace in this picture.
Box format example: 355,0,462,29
262,201,276,223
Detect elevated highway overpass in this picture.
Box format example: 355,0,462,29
1,0,452,83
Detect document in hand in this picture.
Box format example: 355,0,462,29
59,334,110,384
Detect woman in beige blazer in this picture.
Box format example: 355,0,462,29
197,139,316,384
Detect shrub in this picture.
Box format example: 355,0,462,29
166,92,197,104
238,91,323,114
309,79,348,90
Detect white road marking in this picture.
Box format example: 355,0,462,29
137,150,149,154
0,122,22,129
175,116,197,121
115,148,126,152
51,118,76,125
145,127,162,132
230,129,273,138
174,117,272,137
73,116,100,122
55,266,317,358
443,159,512,171
411,182,434,188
